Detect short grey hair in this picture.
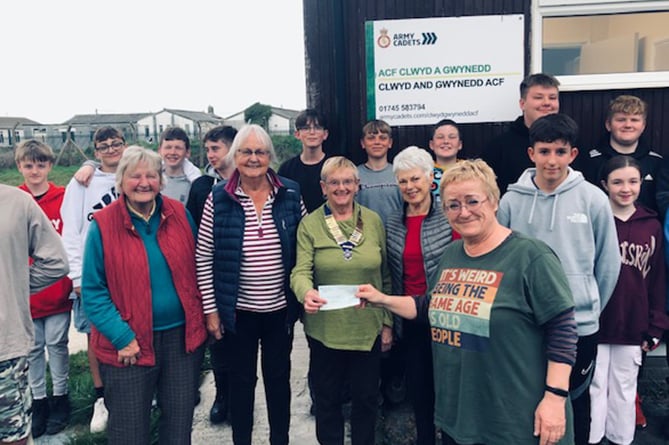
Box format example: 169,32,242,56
226,124,277,166
116,145,164,192
392,146,434,180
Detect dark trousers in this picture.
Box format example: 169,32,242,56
100,326,204,445
441,432,482,445
570,333,598,445
209,338,228,402
224,309,293,445
404,321,436,445
308,335,381,445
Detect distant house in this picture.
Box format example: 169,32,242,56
225,105,300,135
0,117,44,147
137,108,224,143
61,112,152,149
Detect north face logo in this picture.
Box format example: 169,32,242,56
566,212,588,224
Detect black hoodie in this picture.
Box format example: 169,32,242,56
582,136,663,214
481,116,532,195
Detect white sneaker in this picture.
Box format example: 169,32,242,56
90,397,109,433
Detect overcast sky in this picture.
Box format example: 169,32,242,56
1,0,306,124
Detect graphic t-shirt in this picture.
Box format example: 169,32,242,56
431,165,444,203
428,232,575,445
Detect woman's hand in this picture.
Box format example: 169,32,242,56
304,289,327,314
356,284,387,308
381,325,393,352
117,339,141,367
206,312,224,340
533,392,567,445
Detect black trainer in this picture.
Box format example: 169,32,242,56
31,397,49,438
46,394,70,435
209,398,228,424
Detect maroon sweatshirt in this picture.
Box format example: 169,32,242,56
599,205,669,345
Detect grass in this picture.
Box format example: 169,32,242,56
0,165,80,187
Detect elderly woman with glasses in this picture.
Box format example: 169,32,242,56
357,159,578,445
385,146,452,445
291,156,392,445
196,124,305,445
81,146,207,445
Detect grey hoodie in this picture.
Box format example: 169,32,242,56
497,167,620,336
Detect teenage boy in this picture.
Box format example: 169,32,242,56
159,126,200,205
61,126,127,433
355,119,402,224
0,184,69,445
428,119,464,203
583,95,663,213
15,140,74,438
278,109,329,213
585,96,666,429
277,109,329,415
187,125,237,226
186,125,237,424
497,113,620,445
482,73,560,194
73,126,201,205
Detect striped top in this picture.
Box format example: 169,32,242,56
197,183,286,314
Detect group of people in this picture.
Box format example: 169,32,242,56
1,71,668,445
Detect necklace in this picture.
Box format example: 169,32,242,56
324,205,363,261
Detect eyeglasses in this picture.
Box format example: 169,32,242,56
238,149,270,158
325,179,357,187
95,141,125,153
297,125,324,132
444,198,488,214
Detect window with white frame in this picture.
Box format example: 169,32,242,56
532,0,669,90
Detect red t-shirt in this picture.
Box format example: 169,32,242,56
403,215,428,295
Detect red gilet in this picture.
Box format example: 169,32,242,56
91,194,207,367
19,182,73,319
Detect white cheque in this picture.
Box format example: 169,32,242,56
318,285,361,311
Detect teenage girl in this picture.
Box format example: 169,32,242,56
589,155,669,445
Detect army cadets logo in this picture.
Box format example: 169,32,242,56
377,28,391,48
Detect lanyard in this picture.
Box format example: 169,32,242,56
324,205,363,261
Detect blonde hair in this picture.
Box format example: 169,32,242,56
14,139,55,164
607,95,647,121
320,156,358,181
440,159,500,204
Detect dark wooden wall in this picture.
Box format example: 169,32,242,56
302,0,669,164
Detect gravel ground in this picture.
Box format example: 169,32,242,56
34,324,669,444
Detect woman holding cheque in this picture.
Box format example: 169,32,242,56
357,159,578,445
290,156,392,445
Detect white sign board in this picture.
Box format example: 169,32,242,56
365,15,525,125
